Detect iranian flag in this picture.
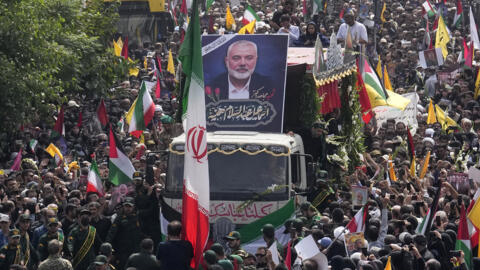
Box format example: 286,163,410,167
346,204,368,232
456,204,472,269
178,0,210,268
453,0,463,29
126,81,155,136
242,5,260,25
422,0,435,18
87,159,104,196
108,126,135,186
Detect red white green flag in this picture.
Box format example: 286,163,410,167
456,205,472,269
126,81,155,136
87,159,104,196
242,5,260,25
108,126,135,186
453,0,463,29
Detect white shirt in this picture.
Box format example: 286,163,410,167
277,25,300,46
228,76,251,99
336,21,368,44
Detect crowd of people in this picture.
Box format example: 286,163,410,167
1,0,480,269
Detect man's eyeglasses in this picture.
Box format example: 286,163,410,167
255,253,266,257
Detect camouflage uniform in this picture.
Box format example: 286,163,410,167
37,254,73,270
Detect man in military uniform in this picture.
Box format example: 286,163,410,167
0,229,23,270
223,231,245,256
125,238,159,270
38,218,64,261
300,202,321,228
261,224,283,253
133,172,161,246
37,240,73,270
17,213,38,269
67,209,102,270
106,197,143,270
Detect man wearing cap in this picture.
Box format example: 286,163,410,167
86,255,114,270
224,231,245,256
38,240,72,270
261,224,283,254
300,202,321,228
0,214,10,250
17,213,37,269
106,197,143,270
38,218,65,261
67,209,102,270
0,229,23,270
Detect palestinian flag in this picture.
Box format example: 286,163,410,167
97,99,109,127
362,60,410,110
346,204,368,232
87,159,104,196
242,5,260,25
51,107,65,139
108,126,135,186
239,199,294,254
456,204,472,269
416,180,441,235
422,0,435,18
126,81,155,136
453,0,463,29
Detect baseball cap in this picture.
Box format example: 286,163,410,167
0,214,10,223
224,231,241,240
47,217,59,226
9,229,20,238
123,197,135,206
94,255,108,265
261,224,275,238
203,250,218,265
318,237,332,248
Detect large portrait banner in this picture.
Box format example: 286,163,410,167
202,34,289,132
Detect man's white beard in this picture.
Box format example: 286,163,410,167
227,66,254,80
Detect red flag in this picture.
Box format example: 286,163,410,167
155,77,162,99
156,55,163,73
465,41,474,68
285,241,292,270
76,111,83,128
97,99,108,127
302,0,307,15
407,127,415,158
356,62,373,124
121,36,129,60
180,0,187,15
52,107,65,138
339,8,345,19
10,148,22,172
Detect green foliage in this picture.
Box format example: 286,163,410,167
0,0,124,131
299,73,322,127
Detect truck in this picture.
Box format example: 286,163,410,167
161,131,314,253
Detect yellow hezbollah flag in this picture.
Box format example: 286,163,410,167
426,99,437,124
45,143,63,161
128,58,139,77
147,0,165,12
388,155,397,182
419,151,431,179
435,104,457,130
238,20,256,34
380,2,387,23
376,56,383,80
384,256,392,270
226,5,235,30
365,86,410,110
383,65,393,91
144,57,148,70
167,49,175,75
125,98,138,125
113,40,122,56
468,197,480,229
435,15,450,58
117,37,123,49
475,68,480,99
410,158,416,177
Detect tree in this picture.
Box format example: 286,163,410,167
0,0,126,133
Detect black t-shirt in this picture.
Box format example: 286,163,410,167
156,240,194,270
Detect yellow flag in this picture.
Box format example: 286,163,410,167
226,5,235,30
45,143,63,161
426,99,437,124
435,104,457,130
117,37,123,49
388,155,397,182
167,49,175,75
144,57,148,70
468,198,480,229
147,0,165,12
128,57,139,77
113,40,122,56
380,2,387,23
238,20,256,34
68,161,79,173
140,133,145,144
383,65,393,91
435,15,450,58
384,256,392,270
376,56,383,80
419,151,431,179
475,69,480,99
126,98,138,124
365,86,410,110
410,157,416,178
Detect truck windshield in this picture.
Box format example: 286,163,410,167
166,150,288,197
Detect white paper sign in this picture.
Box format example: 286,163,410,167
268,241,280,265
373,92,419,135
294,235,320,261
468,167,480,183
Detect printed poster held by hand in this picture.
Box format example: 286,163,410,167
294,235,329,270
